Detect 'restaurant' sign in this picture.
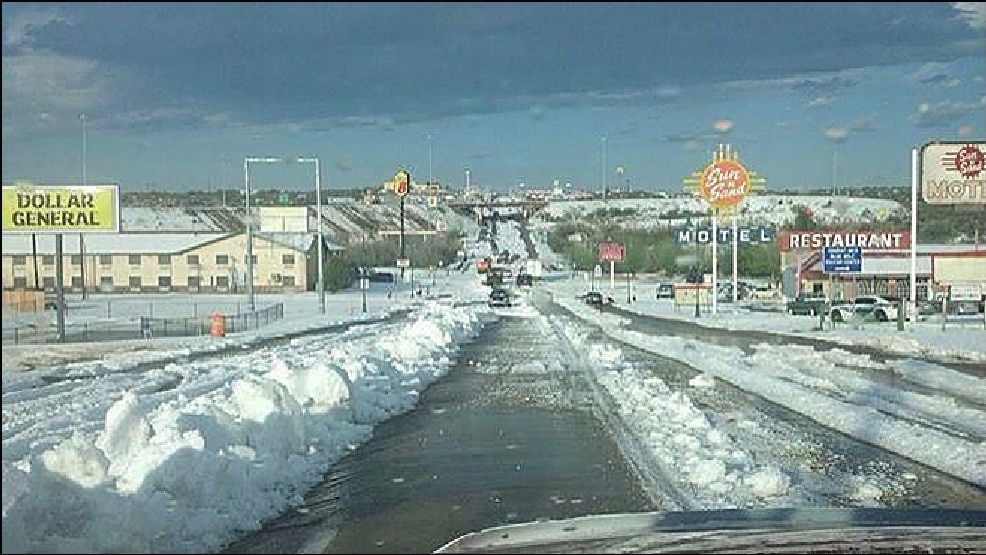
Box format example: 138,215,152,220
777,229,911,252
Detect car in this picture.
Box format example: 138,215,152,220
786,293,829,316
829,295,902,322
487,288,513,308
655,283,674,299
581,291,614,307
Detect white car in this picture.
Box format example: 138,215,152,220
829,295,903,322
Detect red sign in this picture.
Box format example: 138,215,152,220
948,144,985,179
777,230,911,252
700,159,750,211
598,241,625,261
394,169,410,197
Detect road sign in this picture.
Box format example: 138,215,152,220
598,241,624,261
822,246,862,274
395,169,410,197
396,258,410,268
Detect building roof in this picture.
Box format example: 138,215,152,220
256,232,346,252
1,232,232,255
1,232,344,255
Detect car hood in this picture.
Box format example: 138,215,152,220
434,507,985,554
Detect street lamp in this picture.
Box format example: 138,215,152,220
243,156,325,314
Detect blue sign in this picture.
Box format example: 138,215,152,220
822,246,862,273
674,226,776,245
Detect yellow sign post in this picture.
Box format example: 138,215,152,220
2,183,121,233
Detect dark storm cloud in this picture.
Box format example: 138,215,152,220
4,2,984,134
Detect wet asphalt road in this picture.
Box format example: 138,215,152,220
224,311,653,554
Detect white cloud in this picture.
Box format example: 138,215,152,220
807,95,835,108
952,2,986,29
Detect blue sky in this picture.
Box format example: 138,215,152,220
2,2,984,193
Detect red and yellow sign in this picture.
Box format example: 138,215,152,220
394,168,410,197
683,144,764,214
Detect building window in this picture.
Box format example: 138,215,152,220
187,254,200,265
13,276,28,288
99,255,113,265
129,255,141,265
282,275,296,286
187,276,200,288
158,254,171,265
43,276,56,288
216,254,229,265
246,254,257,265
100,276,114,288
216,275,230,287
158,276,172,287
42,255,55,266
71,255,82,265
129,276,141,287
12,255,26,265
282,254,295,265
71,276,82,287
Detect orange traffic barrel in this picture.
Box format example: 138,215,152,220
210,313,226,337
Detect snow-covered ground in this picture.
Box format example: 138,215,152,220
3,220,984,554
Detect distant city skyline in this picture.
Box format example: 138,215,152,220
2,3,984,193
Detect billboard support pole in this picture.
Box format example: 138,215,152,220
55,234,66,343
712,214,718,315
732,215,738,306
910,147,918,319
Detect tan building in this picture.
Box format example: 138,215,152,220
1,231,343,294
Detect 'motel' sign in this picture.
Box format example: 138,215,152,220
674,226,776,245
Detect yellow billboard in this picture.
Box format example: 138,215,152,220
2,183,120,233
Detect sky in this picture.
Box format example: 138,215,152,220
2,3,985,195
3,218,985,553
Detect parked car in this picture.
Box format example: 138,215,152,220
786,293,829,316
750,286,783,301
655,283,674,299
830,295,902,322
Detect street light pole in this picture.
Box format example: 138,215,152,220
427,134,433,186
298,157,325,315
80,113,88,300
243,157,256,312
361,234,367,313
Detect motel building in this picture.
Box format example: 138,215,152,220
0,231,343,296
779,229,986,304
